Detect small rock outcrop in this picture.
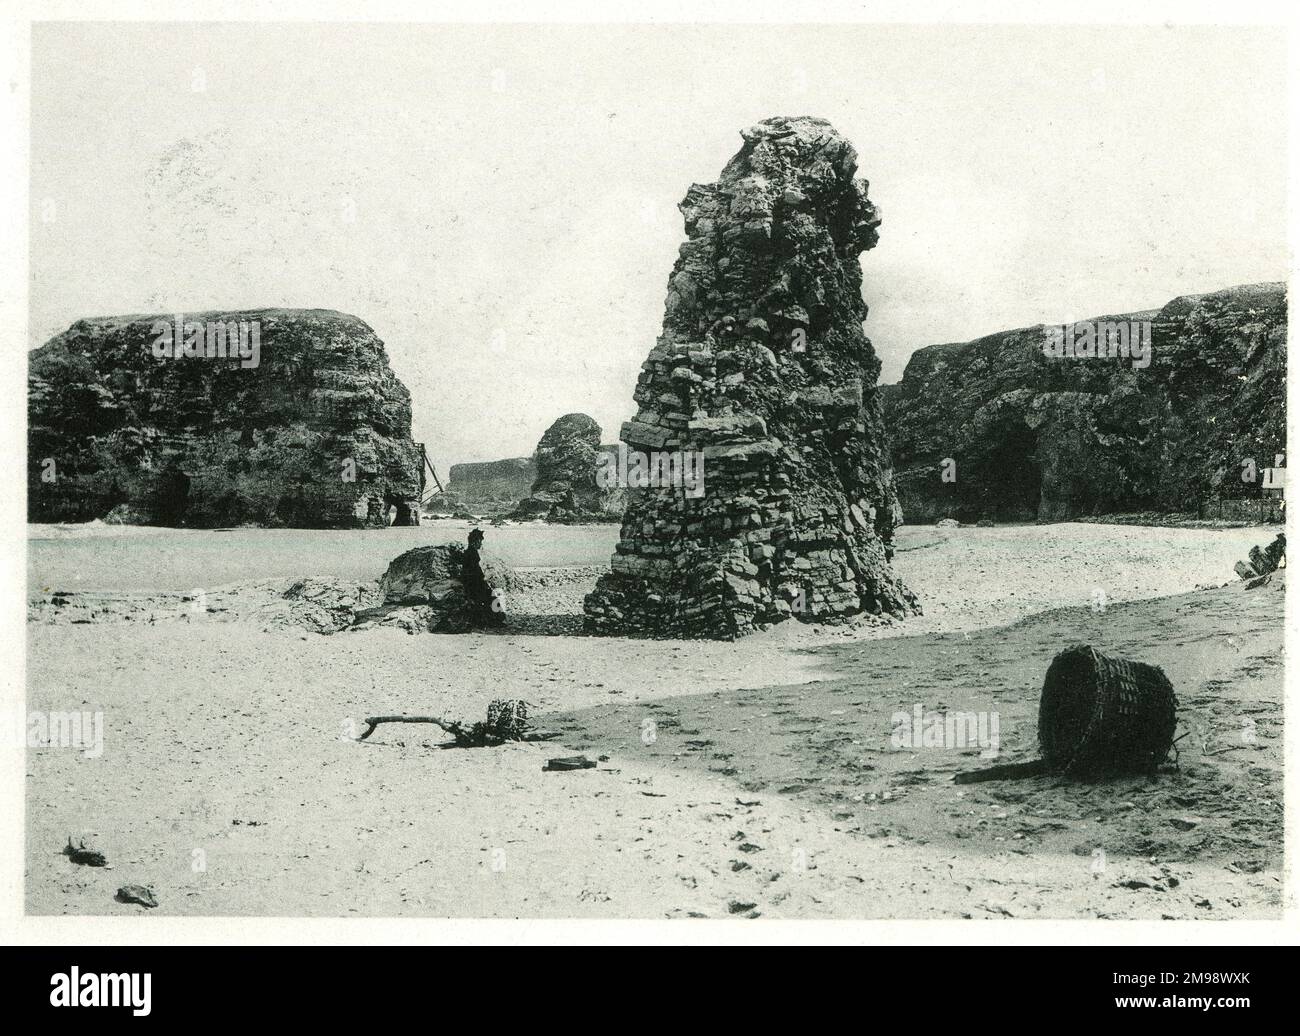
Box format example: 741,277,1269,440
280,577,384,634
28,309,424,528
513,413,624,523
370,539,518,632
882,283,1287,523
584,116,918,639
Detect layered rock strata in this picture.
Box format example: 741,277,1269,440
28,309,424,527
584,116,918,638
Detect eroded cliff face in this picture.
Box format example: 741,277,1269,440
882,283,1287,523
584,116,918,639
28,308,424,527
446,457,537,512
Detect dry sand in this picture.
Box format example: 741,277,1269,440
24,522,1284,918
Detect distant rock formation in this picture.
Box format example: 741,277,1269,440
513,413,625,523
584,116,918,639
882,283,1287,523
446,456,537,513
27,309,424,528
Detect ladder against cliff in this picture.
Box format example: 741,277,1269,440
418,442,446,505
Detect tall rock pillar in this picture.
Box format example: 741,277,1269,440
584,116,919,638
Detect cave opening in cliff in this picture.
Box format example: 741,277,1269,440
388,498,416,527
962,418,1042,522
147,467,191,526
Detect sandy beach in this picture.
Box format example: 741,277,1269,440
25,521,1284,918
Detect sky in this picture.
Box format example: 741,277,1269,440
29,22,1288,477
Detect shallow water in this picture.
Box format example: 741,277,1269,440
27,520,1273,611
27,521,623,591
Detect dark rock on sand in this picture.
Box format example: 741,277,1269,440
369,539,518,633
281,578,384,634
114,884,158,908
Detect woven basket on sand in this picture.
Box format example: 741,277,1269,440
1038,644,1178,779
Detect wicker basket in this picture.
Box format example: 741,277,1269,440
1038,645,1178,779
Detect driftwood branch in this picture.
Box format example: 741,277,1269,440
357,714,561,745
358,715,461,741
1202,740,1249,757
952,759,1049,784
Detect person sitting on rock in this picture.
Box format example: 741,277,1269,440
462,527,505,627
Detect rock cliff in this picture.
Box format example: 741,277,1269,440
28,308,424,527
882,283,1287,523
445,457,536,513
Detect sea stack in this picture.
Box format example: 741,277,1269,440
512,413,622,523
584,116,919,639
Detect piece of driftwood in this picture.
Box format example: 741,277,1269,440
952,759,1048,784
358,715,456,740
357,699,559,747
544,755,597,771
358,715,562,744
1235,533,1286,581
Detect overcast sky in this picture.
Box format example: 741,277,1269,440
30,22,1287,476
